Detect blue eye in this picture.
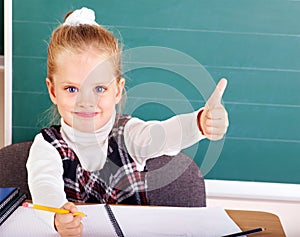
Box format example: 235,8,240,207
66,87,78,93
95,86,105,93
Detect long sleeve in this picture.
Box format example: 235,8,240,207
124,110,205,171
26,133,68,230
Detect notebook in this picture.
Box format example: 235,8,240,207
0,188,27,226
0,204,243,237
0,188,20,212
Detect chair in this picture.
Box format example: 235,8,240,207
0,141,33,199
0,142,206,207
146,153,206,207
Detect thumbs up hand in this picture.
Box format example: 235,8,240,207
199,78,229,141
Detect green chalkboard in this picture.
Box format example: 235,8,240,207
11,0,300,184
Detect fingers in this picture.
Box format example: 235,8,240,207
63,202,78,214
200,106,229,141
54,202,83,237
204,106,228,121
56,216,83,236
206,78,227,109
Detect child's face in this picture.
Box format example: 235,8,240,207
46,49,124,132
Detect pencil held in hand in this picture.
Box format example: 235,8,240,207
22,202,86,217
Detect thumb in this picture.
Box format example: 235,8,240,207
206,78,227,108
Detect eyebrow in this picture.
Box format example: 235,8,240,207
60,79,115,87
93,79,115,86
60,81,80,86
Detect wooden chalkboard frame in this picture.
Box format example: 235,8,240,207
4,0,12,146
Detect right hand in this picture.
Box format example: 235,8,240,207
199,78,229,141
54,202,83,237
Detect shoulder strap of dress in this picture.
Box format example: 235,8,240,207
40,125,62,143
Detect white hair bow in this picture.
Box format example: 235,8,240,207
63,7,99,26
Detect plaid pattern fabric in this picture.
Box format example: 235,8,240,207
41,115,148,205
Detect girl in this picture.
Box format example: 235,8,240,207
27,7,228,237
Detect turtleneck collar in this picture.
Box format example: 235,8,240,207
59,110,116,171
61,110,116,146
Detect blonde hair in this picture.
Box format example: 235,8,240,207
47,12,121,83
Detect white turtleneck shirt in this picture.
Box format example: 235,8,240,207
26,110,205,230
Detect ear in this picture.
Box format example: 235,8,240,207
115,78,125,104
46,77,57,105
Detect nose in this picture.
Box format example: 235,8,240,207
76,90,96,108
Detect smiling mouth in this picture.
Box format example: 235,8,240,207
73,112,99,118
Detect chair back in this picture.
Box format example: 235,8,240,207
146,152,206,207
0,141,33,199
0,142,206,206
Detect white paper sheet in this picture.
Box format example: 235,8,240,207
110,205,243,237
0,205,243,237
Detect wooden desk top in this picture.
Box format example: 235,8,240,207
226,210,286,237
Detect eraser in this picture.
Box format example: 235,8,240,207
22,202,29,207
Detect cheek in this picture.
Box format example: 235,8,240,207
56,96,76,110
97,96,116,110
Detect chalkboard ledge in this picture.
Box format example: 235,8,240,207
205,179,300,202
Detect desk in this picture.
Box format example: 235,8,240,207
226,210,286,237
